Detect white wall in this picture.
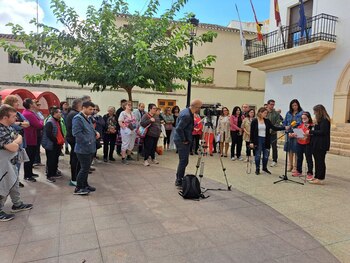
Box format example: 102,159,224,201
265,0,350,117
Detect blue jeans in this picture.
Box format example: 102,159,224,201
76,153,92,189
255,136,270,171
175,141,191,184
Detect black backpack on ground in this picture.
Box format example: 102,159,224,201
179,174,207,200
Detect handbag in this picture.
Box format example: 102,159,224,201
137,124,151,138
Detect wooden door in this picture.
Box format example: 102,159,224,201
157,99,176,112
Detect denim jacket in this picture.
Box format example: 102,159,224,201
72,113,97,154
283,110,303,127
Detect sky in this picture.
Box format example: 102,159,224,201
0,0,270,34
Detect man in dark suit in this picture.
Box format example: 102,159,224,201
173,99,202,187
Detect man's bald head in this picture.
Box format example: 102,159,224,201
190,99,203,114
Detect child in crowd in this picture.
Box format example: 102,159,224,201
290,111,314,180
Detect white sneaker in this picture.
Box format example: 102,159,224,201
238,157,244,161
231,157,237,161
270,161,277,167
151,159,159,164
144,160,150,166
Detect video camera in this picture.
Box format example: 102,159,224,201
200,103,222,118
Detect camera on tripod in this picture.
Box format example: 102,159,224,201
200,103,222,118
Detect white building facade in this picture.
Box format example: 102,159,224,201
245,0,350,124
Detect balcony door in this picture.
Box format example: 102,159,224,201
288,0,313,48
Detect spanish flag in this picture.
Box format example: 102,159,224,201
274,0,283,38
249,0,263,41
274,0,281,27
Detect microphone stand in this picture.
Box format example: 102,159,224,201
273,130,304,185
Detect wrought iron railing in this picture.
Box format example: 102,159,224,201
244,13,338,60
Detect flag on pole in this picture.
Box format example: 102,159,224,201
274,0,283,38
249,0,263,41
235,4,247,55
298,0,307,37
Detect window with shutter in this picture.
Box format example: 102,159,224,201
236,71,251,88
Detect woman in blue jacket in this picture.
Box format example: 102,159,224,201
283,99,303,173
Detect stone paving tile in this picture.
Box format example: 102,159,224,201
97,226,136,247
186,247,235,263
161,216,199,234
59,232,99,256
21,223,60,244
58,249,103,263
59,218,96,236
0,244,17,263
0,229,22,247
101,242,147,263
139,235,183,259
13,238,59,263
29,257,59,263
129,222,169,241
93,214,128,231
172,230,216,252
3,153,343,263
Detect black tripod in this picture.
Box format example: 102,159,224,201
273,131,304,185
195,141,232,193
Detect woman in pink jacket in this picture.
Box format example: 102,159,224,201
230,106,245,161
22,98,44,182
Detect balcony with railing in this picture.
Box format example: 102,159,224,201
244,13,338,72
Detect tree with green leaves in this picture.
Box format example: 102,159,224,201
0,0,217,100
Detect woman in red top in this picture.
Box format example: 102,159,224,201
230,106,245,161
190,113,203,155
290,111,313,180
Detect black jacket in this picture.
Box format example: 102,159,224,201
310,118,331,152
250,118,285,149
66,109,79,144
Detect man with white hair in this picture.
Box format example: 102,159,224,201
173,99,203,187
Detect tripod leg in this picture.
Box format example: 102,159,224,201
219,155,232,190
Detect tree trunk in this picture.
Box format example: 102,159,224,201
122,85,133,101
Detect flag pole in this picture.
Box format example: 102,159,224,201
274,0,286,49
235,4,248,57
249,0,267,54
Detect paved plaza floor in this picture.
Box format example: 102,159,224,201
0,148,347,263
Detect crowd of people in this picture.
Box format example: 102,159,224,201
173,98,331,187
0,94,331,221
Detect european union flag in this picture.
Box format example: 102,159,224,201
298,0,307,37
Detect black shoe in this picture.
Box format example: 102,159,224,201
24,177,36,182
32,173,39,178
89,167,96,171
47,177,56,183
56,169,62,176
175,180,182,187
262,168,271,174
73,188,89,195
190,152,194,155
86,185,96,192
11,203,33,213
52,173,63,178
126,156,134,161
103,158,108,162
109,157,116,161
19,181,24,188
255,170,260,175
0,211,15,221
